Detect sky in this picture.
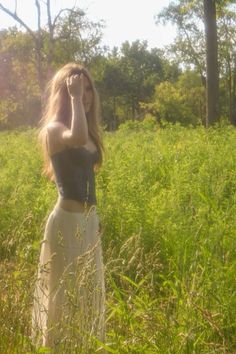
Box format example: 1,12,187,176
0,0,177,49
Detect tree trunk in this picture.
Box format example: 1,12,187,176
203,0,219,126
232,53,236,125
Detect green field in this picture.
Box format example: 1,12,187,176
0,121,236,353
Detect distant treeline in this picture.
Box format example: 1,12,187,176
0,0,235,130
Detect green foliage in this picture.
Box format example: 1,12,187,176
156,0,236,124
0,7,104,129
1,125,236,353
0,29,40,128
118,114,157,132
51,9,105,66
144,70,205,126
0,129,56,259
97,40,175,128
1,1,236,129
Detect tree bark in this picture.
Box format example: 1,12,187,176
204,0,219,126
232,53,236,125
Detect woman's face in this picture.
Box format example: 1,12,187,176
82,75,94,114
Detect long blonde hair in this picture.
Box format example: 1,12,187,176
38,63,104,180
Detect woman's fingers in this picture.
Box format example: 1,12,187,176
66,74,76,85
72,73,83,80
67,73,83,86
66,73,84,98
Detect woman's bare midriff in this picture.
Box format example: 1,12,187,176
56,197,94,213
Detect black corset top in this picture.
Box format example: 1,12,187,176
50,146,99,205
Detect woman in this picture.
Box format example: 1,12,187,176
32,63,106,352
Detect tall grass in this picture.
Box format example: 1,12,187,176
0,122,235,353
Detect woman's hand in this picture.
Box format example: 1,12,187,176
66,73,84,99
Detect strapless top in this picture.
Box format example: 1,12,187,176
50,146,99,205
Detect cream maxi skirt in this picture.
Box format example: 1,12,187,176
31,204,106,352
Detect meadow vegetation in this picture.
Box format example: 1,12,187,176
0,120,236,353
